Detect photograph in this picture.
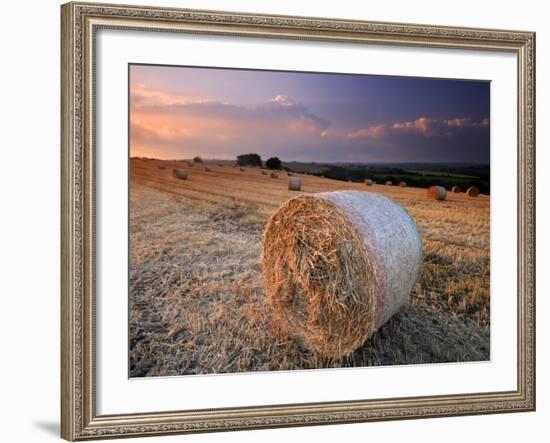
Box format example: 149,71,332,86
58,3,536,439
129,64,491,378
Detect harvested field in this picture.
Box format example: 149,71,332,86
129,158,490,377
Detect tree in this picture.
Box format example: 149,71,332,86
237,153,262,167
193,156,203,163
266,157,282,170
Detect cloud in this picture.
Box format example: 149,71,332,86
130,86,331,158
270,95,297,107
131,83,215,108
257,94,330,134
347,124,386,139
340,116,490,163
446,117,472,127
392,117,439,136
474,117,490,127
347,116,489,140
131,120,194,144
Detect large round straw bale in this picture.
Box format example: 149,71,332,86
364,179,374,186
466,186,480,197
399,181,407,187
288,177,302,191
158,162,166,170
262,191,422,358
172,168,188,180
385,180,392,186
452,186,461,193
270,172,279,179
427,185,447,200
261,170,268,175
204,166,211,172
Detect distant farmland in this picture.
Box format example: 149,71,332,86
282,162,490,195
129,158,490,377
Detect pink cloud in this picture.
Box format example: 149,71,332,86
130,86,331,158
131,83,215,108
446,117,472,127
347,124,386,139
392,117,441,137
473,117,490,127
348,116,489,140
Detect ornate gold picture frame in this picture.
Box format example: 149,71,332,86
61,2,535,440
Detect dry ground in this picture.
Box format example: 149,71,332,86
129,158,490,377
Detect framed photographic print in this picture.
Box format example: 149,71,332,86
61,1,536,440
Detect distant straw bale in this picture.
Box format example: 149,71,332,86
364,179,374,186
288,177,301,191
385,180,393,186
270,172,279,179
239,167,245,172
399,181,407,187
287,172,294,177
218,163,224,167
172,169,188,180
427,185,447,201
261,170,268,175
262,191,422,358
187,160,194,167
452,186,461,193
466,186,480,197
204,167,211,172
158,162,166,170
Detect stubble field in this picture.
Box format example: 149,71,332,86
129,158,490,377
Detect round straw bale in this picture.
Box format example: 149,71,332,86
385,180,392,186
427,185,447,200
158,162,166,170
204,167,211,172
287,172,294,177
452,185,461,193
466,186,480,197
399,181,407,187
270,172,279,179
239,167,245,172
262,191,422,358
364,179,374,186
218,162,224,167
261,170,268,175
187,160,194,167
288,177,301,191
172,168,188,180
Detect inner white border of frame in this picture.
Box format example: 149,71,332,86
95,28,517,415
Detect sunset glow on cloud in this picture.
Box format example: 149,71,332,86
348,117,490,140
130,65,490,163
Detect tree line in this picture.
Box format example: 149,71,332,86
237,153,282,170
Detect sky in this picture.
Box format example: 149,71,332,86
129,64,490,164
